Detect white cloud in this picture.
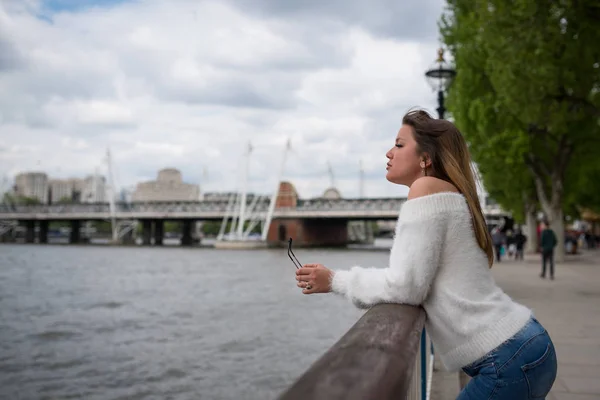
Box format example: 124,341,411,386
43,99,134,127
0,0,446,199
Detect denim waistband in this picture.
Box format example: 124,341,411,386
463,316,544,370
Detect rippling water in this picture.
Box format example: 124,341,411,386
0,243,391,400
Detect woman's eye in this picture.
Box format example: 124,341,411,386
395,144,403,148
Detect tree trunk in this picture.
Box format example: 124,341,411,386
525,209,538,253
530,161,567,263
547,207,565,262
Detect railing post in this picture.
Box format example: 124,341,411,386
421,328,427,400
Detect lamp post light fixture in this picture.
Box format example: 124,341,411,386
425,48,456,119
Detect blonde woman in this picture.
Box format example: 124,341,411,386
295,110,557,399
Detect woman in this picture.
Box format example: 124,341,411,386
295,110,557,399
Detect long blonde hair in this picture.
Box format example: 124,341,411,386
403,109,494,267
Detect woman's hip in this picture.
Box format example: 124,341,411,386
460,317,557,399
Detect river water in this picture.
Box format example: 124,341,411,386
0,242,391,400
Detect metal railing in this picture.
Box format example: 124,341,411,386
408,329,434,400
278,304,433,400
0,198,407,214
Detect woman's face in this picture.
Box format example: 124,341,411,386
385,125,423,187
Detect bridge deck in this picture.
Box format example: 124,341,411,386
0,198,508,221
0,199,408,220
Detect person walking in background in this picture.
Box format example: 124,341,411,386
540,222,557,280
491,227,504,262
505,230,515,259
514,229,527,261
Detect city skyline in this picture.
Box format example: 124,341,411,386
0,0,446,199
2,166,376,201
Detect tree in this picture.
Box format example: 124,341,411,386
164,221,181,234
2,192,16,205
441,0,600,261
19,196,41,205
470,132,540,252
471,134,537,223
202,221,223,236
56,196,74,204
565,159,600,216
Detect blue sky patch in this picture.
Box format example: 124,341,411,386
42,0,132,14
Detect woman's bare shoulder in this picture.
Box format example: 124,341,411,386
408,177,459,200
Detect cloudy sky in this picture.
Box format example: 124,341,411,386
0,0,447,199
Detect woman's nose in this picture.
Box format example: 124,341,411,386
386,148,393,159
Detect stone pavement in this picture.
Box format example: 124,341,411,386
430,249,600,400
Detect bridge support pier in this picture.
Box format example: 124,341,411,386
70,220,81,244
181,220,193,246
24,220,35,243
154,220,164,245
121,228,135,245
39,221,49,244
142,220,152,245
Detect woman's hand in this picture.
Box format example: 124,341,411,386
295,264,334,294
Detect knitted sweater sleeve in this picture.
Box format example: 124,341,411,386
330,196,450,309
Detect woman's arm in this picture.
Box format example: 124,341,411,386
330,213,447,308
330,178,455,308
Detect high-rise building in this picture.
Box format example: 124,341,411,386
49,179,72,203
69,178,85,202
14,172,49,203
132,168,200,202
48,178,85,203
81,175,106,203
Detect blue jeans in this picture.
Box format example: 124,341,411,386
457,317,557,400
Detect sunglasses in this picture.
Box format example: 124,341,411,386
287,238,302,269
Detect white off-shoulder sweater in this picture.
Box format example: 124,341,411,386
331,192,532,371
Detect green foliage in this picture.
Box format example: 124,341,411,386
441,0,600,218
18,196,41,205
201,221,222,236
56,196,74,204
49,221,71,229
2,192,15,204
564,158,600,215
94,221,113,234
164,221,181,233
2,194,43,205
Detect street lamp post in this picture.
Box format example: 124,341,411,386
425,48,456,119
425,50,463,389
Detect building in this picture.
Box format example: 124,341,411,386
14,172,49,203
48,178,85,204
81,175,107,203
321,187,342,200
131,168,200,202
49,179,72,203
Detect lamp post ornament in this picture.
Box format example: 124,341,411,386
424,48,457,120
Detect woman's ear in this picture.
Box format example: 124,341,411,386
420,154,432,168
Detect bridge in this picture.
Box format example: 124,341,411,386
0,195,409,247
0,181,508,247
0,197,407,221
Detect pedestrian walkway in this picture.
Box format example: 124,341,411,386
431,250,600,400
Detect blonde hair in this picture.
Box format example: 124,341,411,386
402,109,494,267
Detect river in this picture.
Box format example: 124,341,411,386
0,242,392,400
